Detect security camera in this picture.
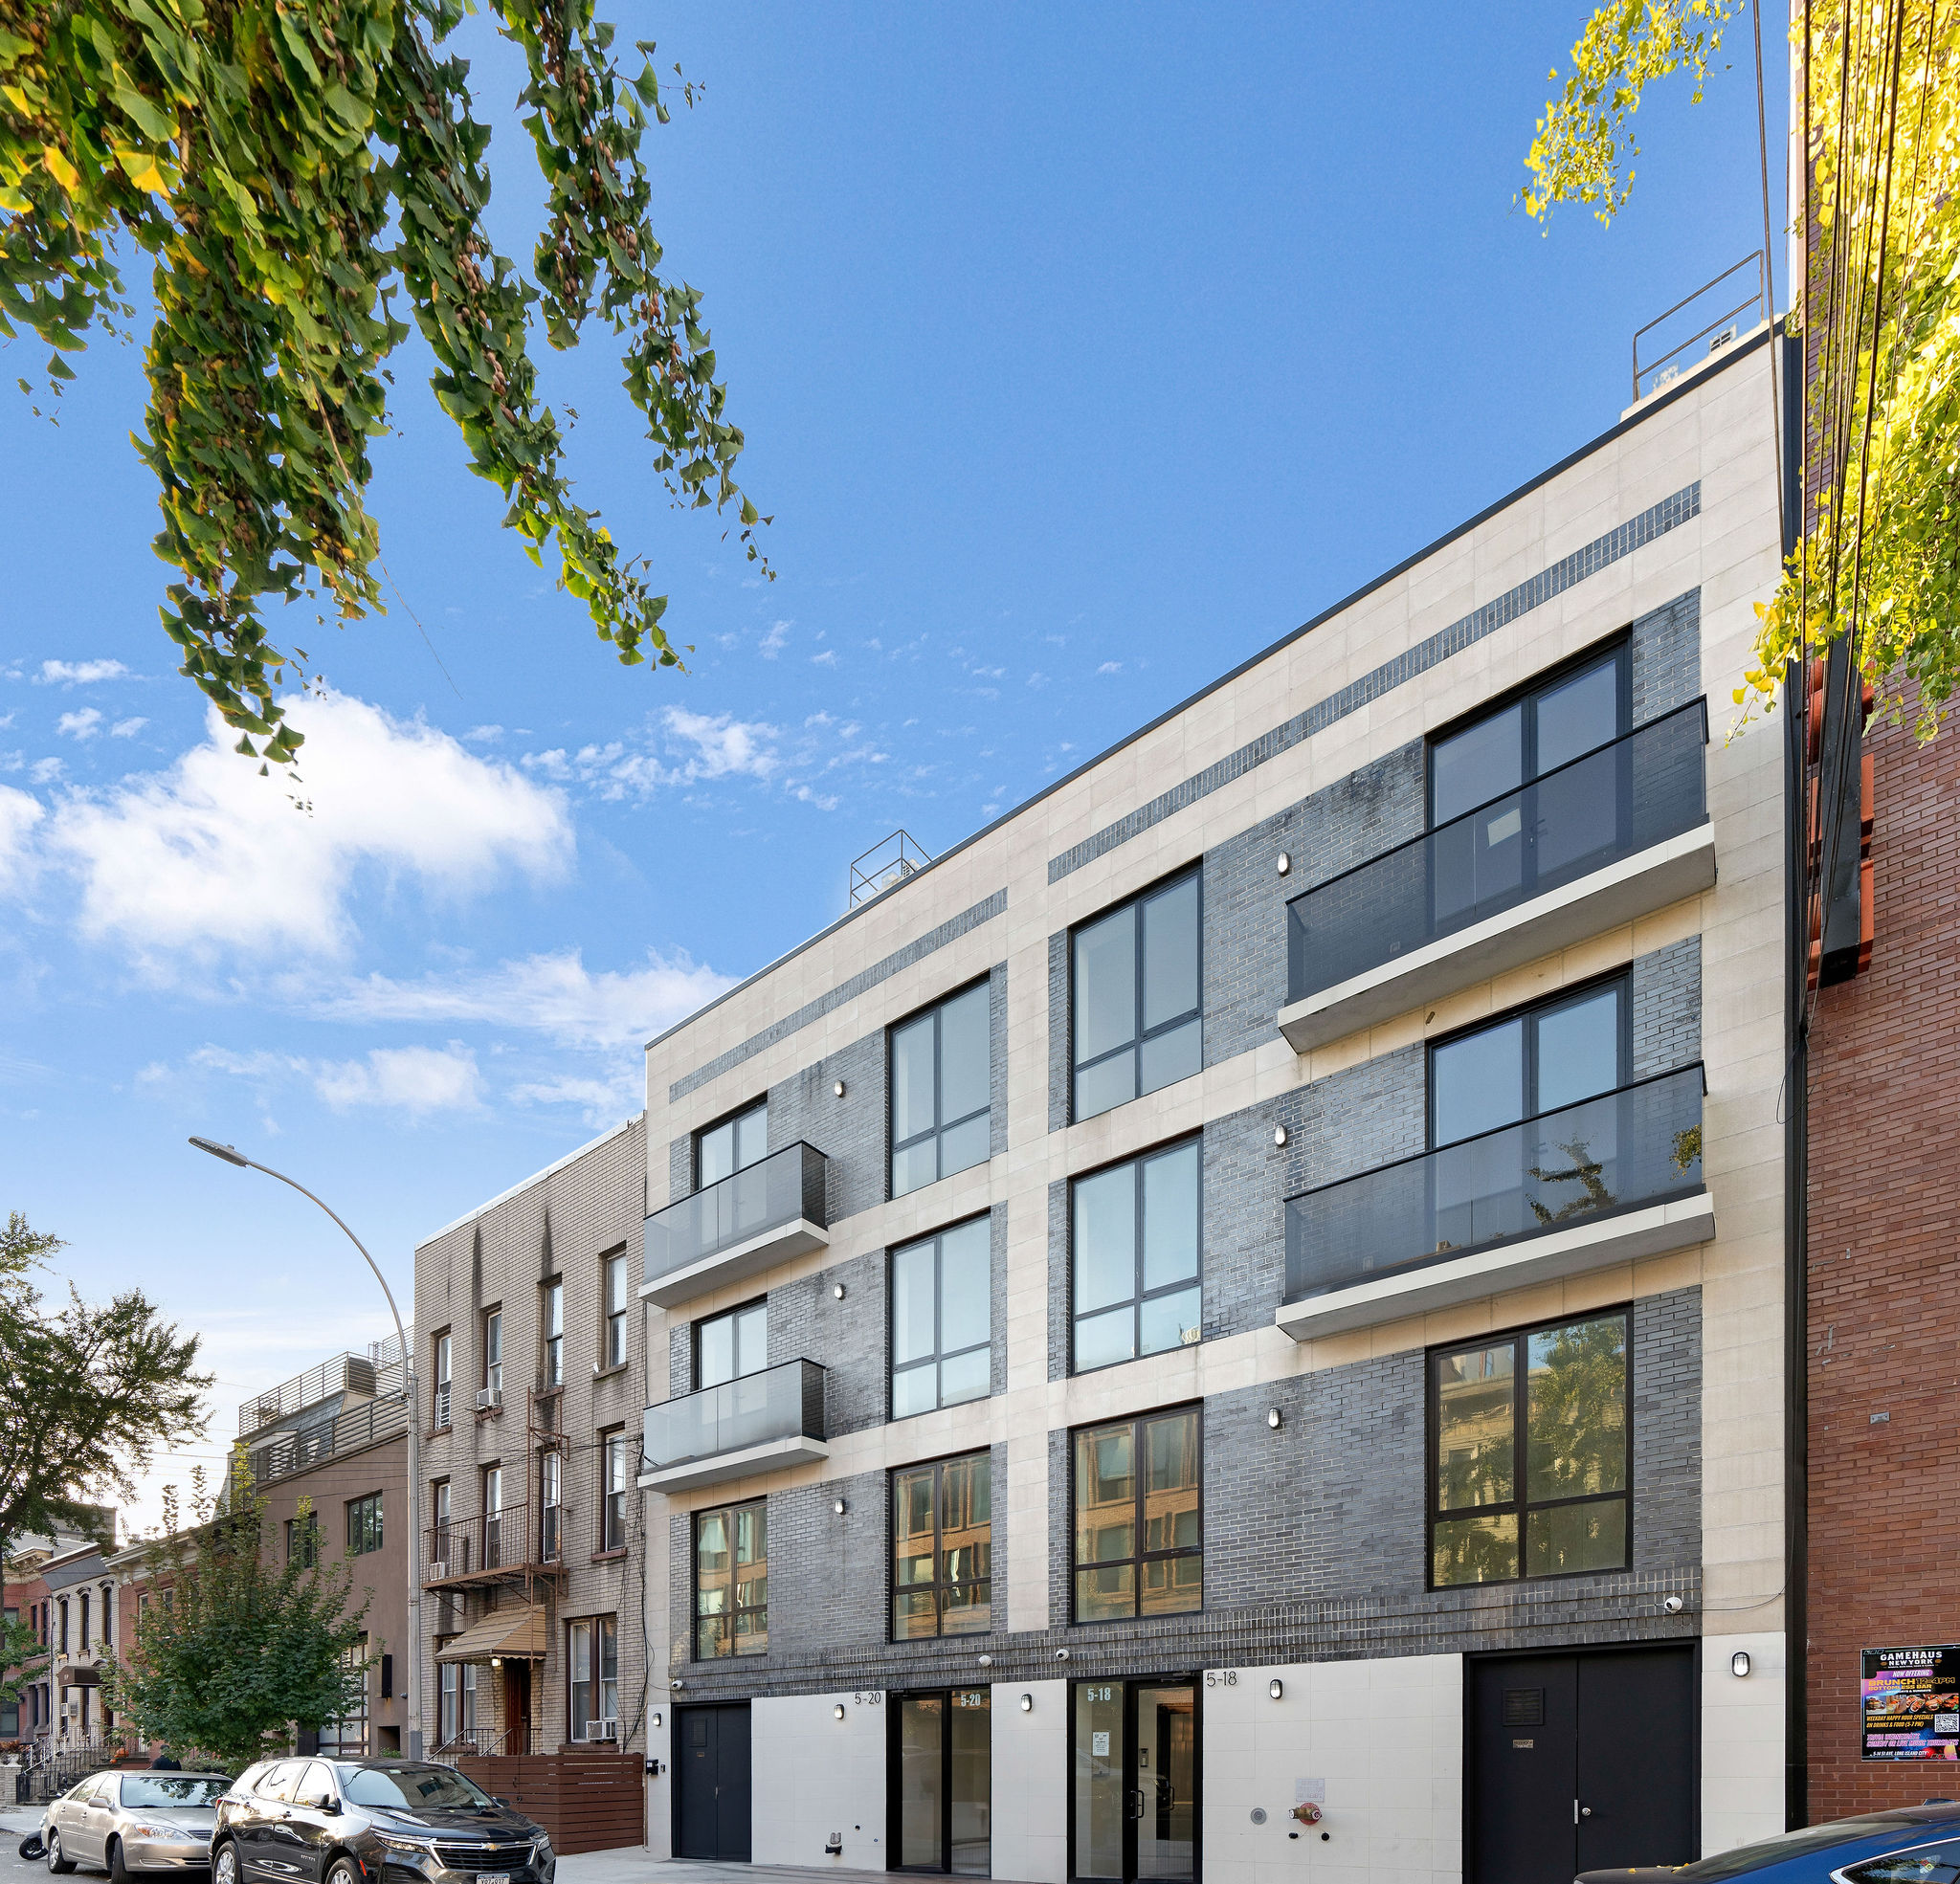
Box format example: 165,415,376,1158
1662,1594,1684,1615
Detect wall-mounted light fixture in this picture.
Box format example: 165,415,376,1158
834,1283,847,1300
1268,1679,1284,1700
977,1653,992,1667
653,1713,662,1730
489,1656,502,1669
835,1704,846,1720
834,1497,848,1516
1276,853,1291,876
1273,1124,1288,1147
1731,1651,1752,1679
1019,1694,1034,1714
834,1080,847,1098
1267,1407,1282,1430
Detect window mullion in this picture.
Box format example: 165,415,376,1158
1513,1334,1529,1554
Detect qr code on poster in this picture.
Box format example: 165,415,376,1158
1934,1713,1960,1735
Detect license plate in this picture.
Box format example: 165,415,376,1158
479,1872,508,1883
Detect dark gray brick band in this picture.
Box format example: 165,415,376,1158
668,889,1007,1102
1047,484,1703,884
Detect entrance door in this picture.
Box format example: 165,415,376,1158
676,1703,752,1861
1073,1680,1199,1884
891,1689,991,1874
1470,1647,1696,1884
502,1662,532,1754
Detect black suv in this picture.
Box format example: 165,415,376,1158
212,1760,554,1884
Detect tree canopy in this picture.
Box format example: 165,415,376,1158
0,0,770,766
106,1480,372,1770
0,1211,210,1554
1524,0,1960,737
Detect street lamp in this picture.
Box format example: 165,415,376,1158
189,1137,423,1758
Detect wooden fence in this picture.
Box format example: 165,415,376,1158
453,1749,643,1854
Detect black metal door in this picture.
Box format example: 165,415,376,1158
1470,1647,1697,1884
676,1703,751,1862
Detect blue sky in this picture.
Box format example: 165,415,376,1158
0,2,1787,1520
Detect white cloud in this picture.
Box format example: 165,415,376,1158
0,784,43,894
29,757,62,784
811,649,839,668
463,725,503,743
760,620,791,658
520,708,781,802
1097,661,1123,675
36,659,131,686
57,708,103,741
110,717,148,740
44,693,572,964
322,947,732,1050
185,1041,485,1116
506,1067,644,1127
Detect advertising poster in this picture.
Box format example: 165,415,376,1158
1862,1646,1960,1761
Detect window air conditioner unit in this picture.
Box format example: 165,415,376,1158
475,1387,502,1412
428,1561,449,1582
586,1719,619,1742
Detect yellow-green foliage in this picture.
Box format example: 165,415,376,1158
0,0,769,765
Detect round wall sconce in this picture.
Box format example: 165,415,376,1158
834,1080,846,1097
1731,1651,1751,1679
1267,1407,1282,1430
653,1713,662,1730
1273,1124,1288,1147
835,1704,846,1720
1276,853,1291,876
1019,1694,1034,1713
834,1497,848,1516
1268,1679,1284,1701
834,1283,847,1300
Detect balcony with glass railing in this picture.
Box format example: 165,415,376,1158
1277,701,1715,1053
1275,1064,1715,1340
642,1141,829,1308
638,1357,829,1493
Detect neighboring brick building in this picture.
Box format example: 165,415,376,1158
1802,689,1960,1818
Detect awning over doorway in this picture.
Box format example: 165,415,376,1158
435,1606,547,1663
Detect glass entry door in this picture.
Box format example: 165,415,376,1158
893,1688,991,1874
1073,1679,1199,1883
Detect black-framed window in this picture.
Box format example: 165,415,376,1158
542,1280,563,1388
539,1451,562,1563
1429,1310,1630,1587
602,1251,629,1369
285,1515,320,1566
345,1493,383,1556
1071,1407,1202,1623
1429,642,1630,827
891,1216,991,1419
1071,869,1201,1122
696,1298,767,1389
482,1307,502,1396
1071,1140,1200,1373
698,1097,768,1188
892,1451,991,1639
600,1429,631,1552
891,981,992,1198
1429,975,1628,1147
694,1500,768,1659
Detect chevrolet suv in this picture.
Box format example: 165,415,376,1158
211,1759,554,1884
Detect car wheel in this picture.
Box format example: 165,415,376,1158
326,1858,362,1884
46,1829,76,1876
212,1841,240,1884
109,1837,134,1884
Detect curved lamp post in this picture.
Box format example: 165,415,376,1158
188,1137,422,1758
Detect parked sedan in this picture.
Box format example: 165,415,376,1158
1577,1800,1960,1882
212,1758,553,1884
43,1771,233,1880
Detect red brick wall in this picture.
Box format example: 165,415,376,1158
1806,694,1960,1819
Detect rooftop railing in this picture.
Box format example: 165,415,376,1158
244,1392,409,1490
235,1330,412,1437
1282,1063,1706,1305
1286,699,1708,1006
644,1141,828,1291
642,1358,827,1478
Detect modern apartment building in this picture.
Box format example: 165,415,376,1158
624,328,1792,1884
412,1117,650,1765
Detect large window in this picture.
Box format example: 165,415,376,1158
600,1430,631,1553
891,982,991,1198
694,1501,768,1659
1072,1407,1202,1623
892,1452,991,1639
1071,1141,1201,1373
891,1217,991,1418
1430,977,1627,1147
698,1098,768,1187
320,1641,368,1757
1429,643,1628,826
437,1659,478,1747
1429,1311,1630,1587
285,1515,320,1566
568,1616,618,1740
602,1252,629,1369
346,1493,383,1556
1071,870,1201,1121
697,1299,767,1389
542,1281,563,1388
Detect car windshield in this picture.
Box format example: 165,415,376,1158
1669,1817,1925,1879
339,1765,497,1811
122,1778,230,1808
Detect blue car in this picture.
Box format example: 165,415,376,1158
1577,1801,1960,1882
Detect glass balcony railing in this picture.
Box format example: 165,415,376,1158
1282,1064,1706,1304
643,1357,828,1477
1286,699,1709,1005
644,1141,829,1290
